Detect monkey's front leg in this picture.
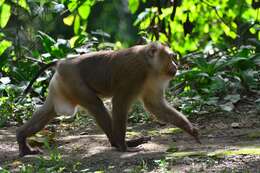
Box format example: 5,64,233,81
143,98,201,143
111,102,128,151
111,96,142,152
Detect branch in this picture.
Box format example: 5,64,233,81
170,0,178,21
201,0,239,37
24,56,47,65
156,0,162,15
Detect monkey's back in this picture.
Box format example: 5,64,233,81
57,48,149,98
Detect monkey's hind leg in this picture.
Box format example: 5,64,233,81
16,96,57,157
73,84,150,150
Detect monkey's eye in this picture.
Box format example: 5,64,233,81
169,53,178,64
169,52,177,59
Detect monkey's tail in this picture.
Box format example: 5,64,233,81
23,60,58,95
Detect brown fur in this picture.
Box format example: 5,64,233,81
16,42,200,156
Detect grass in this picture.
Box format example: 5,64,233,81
166,146,260,160
247,131,260,139
209,147,260,158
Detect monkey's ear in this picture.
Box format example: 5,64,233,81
148,43,158,57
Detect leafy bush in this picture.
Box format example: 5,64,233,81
129,101,150,123
170,45,259,113
0,77,35,127
130,0,259,54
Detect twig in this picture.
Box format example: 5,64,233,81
201,0,239,37
24,56,47,65
170,0,178,22
21,46,46,65
240,8,259,38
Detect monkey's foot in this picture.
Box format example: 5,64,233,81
126,136,151,147
19,147,43,157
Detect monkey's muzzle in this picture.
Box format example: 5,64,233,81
168,61,178,76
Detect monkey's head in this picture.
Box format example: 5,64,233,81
146,42,178,78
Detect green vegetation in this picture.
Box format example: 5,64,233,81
247,131,260,139
167,146,260,159
0,141,81,173
0,0,259,172
209,147,260,157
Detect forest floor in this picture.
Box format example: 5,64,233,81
1,97,260,173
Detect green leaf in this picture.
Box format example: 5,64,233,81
78,2,91,20
0,3,11,28
229,31,237,39
159,33,168,43
128,0,139,14
0,0,5,6
204,24,209,33
0,77,10,84
195,72,210,78
220,102,234,112
69,36,79,48
67,0,78,12
249,27,256,34
63,14,75,26
228,56,252,69
134,10,150,26
16,0,31,13
37,31,56,53
0,40,12,56
139,16,151,30
224,94,240,103
252,53,260,65
73,14,80,34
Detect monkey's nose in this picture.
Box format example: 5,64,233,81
168,62,178,76
172,61,178,70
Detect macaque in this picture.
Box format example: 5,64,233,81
16,42,200,157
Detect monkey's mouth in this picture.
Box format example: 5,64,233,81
167,68,177,77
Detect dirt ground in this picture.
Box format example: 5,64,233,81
1,100,260,172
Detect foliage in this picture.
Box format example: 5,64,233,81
1,0,259,172
0,0,123,125
0,77,35,127
14,141,80,173
0,141,72,173
171,45,259,114
128,0,259,115
62,0,95,35
130,0,259,54
129,101,150,123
